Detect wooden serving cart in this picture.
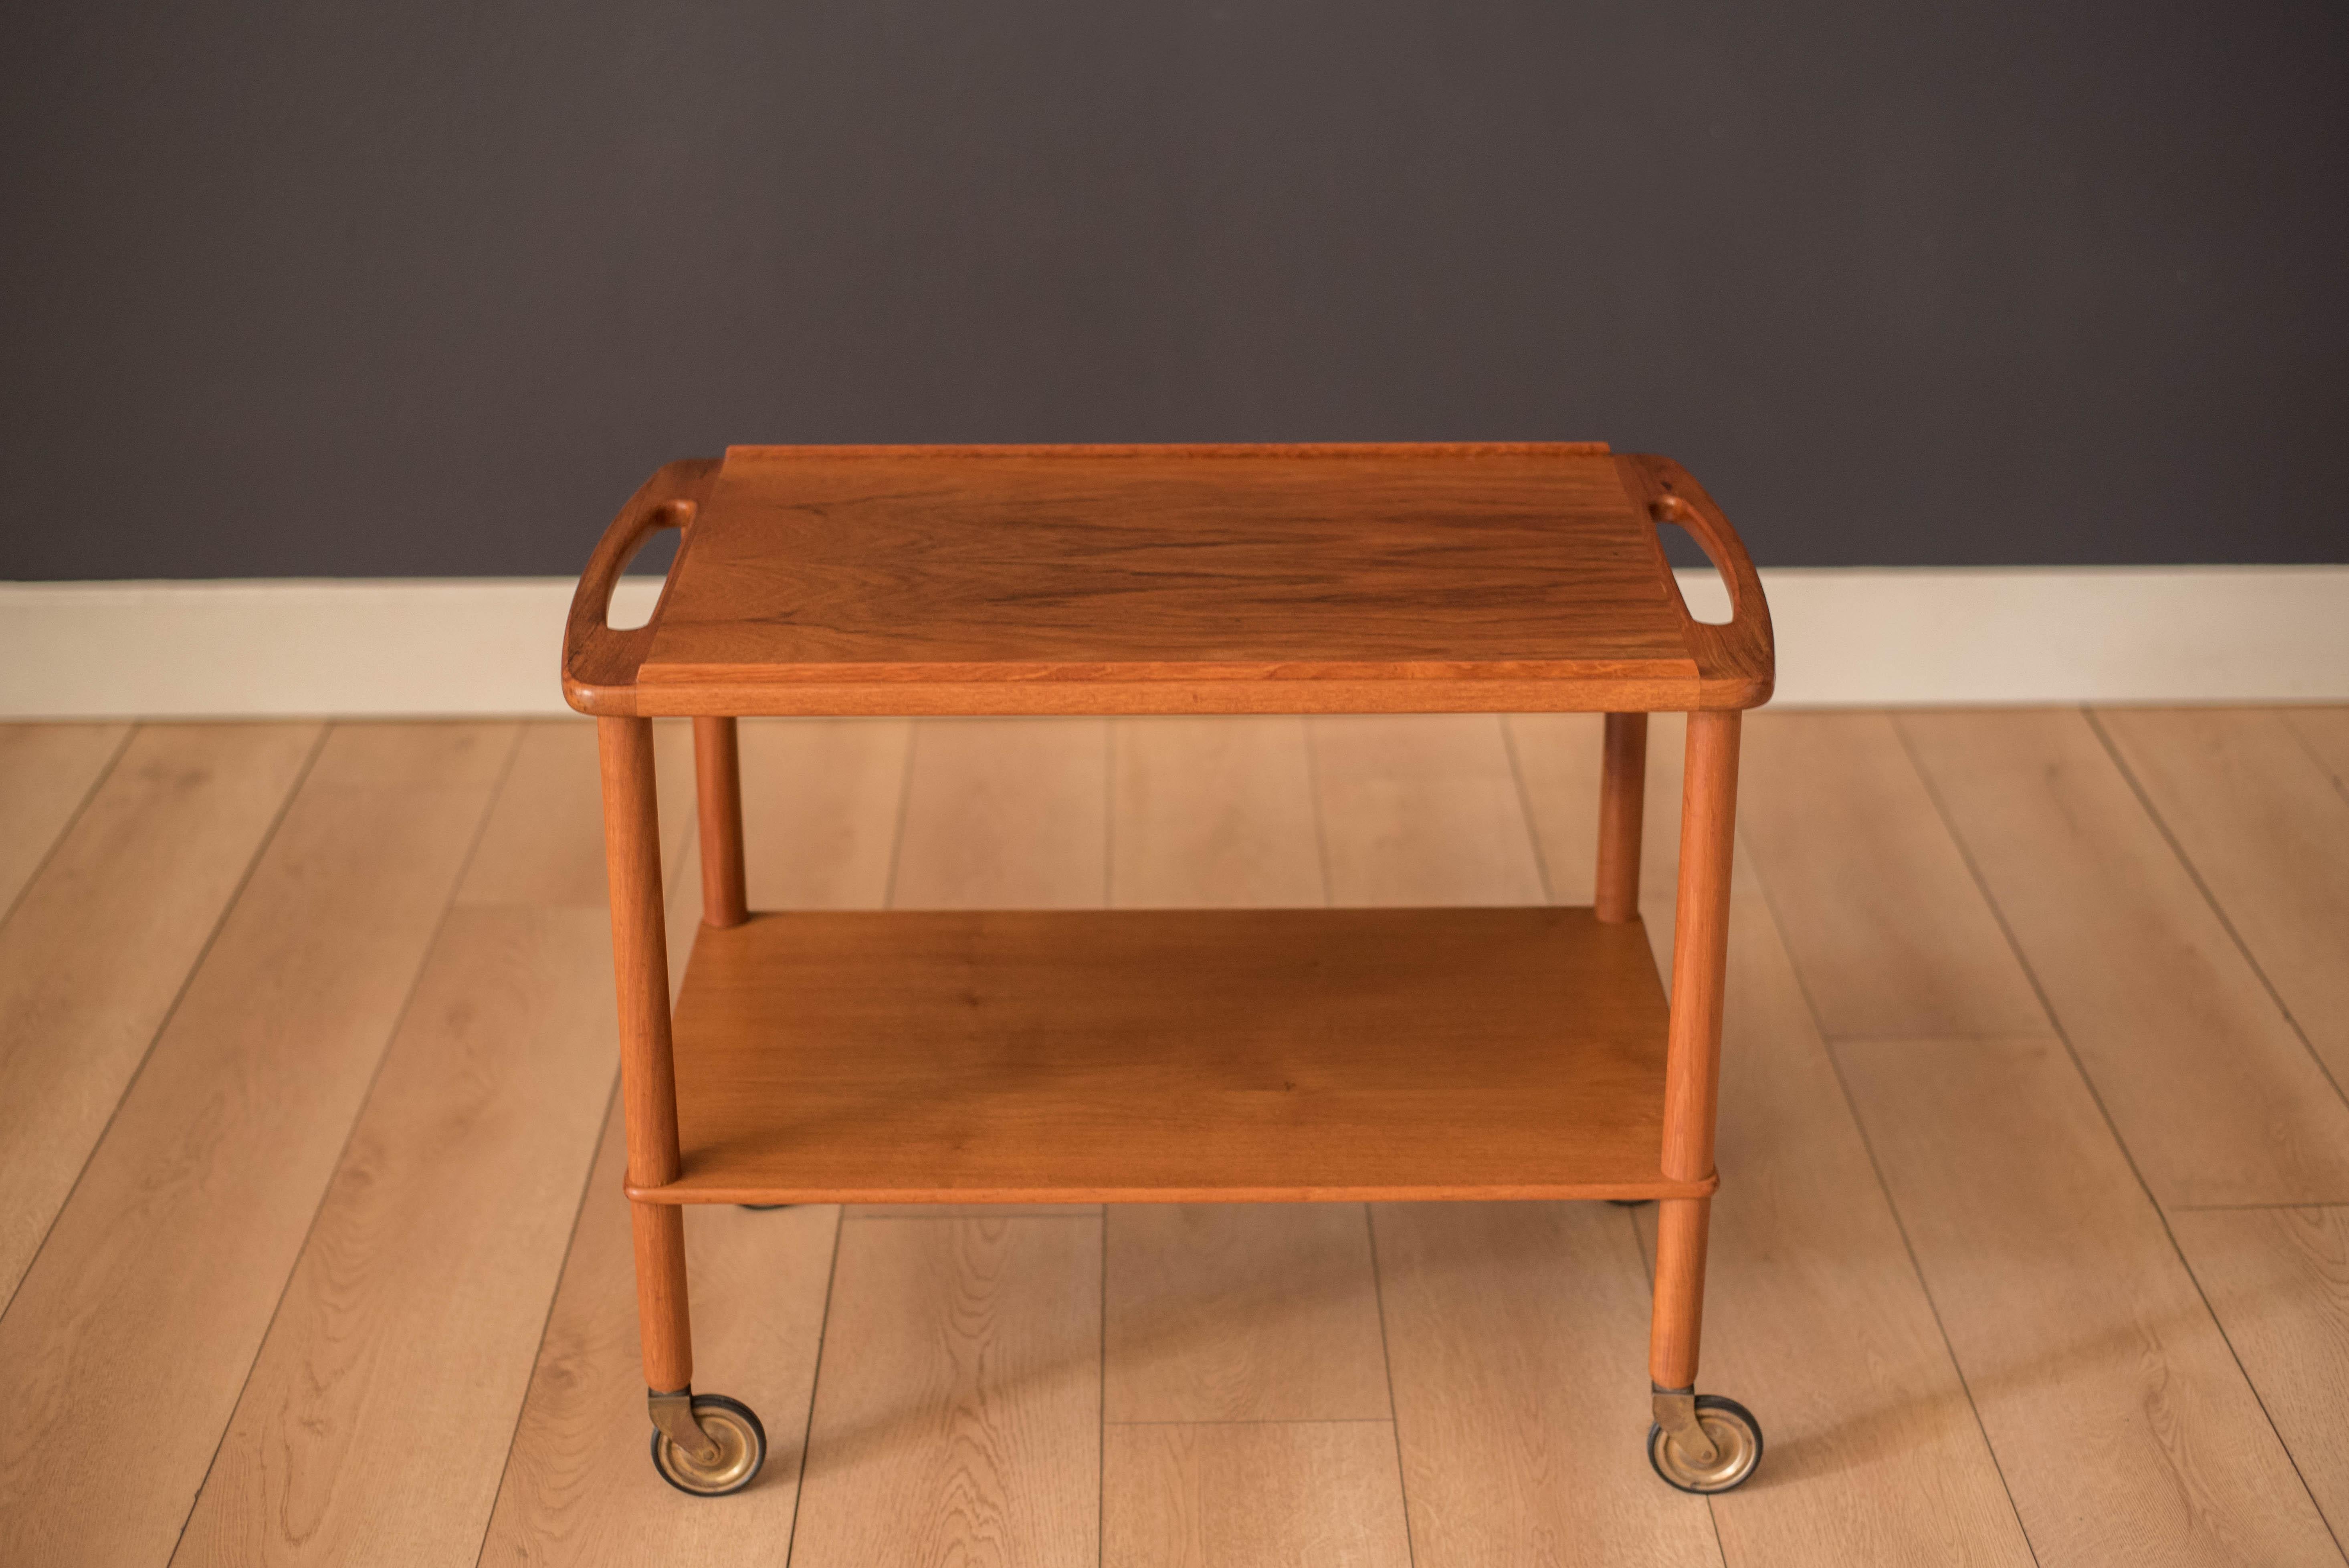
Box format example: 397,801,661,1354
560,442,1774,1497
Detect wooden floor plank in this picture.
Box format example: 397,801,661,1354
739,717,912,909
1099,711,1414,1566
2283,708,2349,791
0,724,513,1568
171,905,621,1568
1736,713,2046,1037
1509,710,1691,910
1317,709,1716,1562
1837,1033,2340,1566
1519,711,2030,1564
481,715,904,1562
1500,712,1606,904
455,720,693,909
0,722,319,1303
889,718,1108,909
1375,1200,1721,1567
1105,1204,1391,1421
1109,715,1324,907
1308,714,1546,906
1899,708,2349,1208
2098,706,2349,1094
0,722,128,916
1638,882,2036,1568
171,722,641,1567
478,1102,841,1566
2169,1204,2349,1541
790,1216,1102,1568
788,714,1105,1562
1103,1422,1413,1568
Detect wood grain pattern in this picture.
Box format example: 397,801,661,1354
454,719,693,909
1899,708,2349,1207
1635,882,2036,1567
477,1101,841,1566
659,447,1678,678
573,444,1773,717
0,722,127,916
0,724,512,1568
1308,715,1546,906
1105,1205,1391,1422
1103,1423,1412,1568
1375,1200,1723,1568
0,722,317,1303
651,907,1689,1204
1836,1033,2339,1565
788,1217,1103,1568
2098,706,2349,1092
737,717,914,911
2169,1203,2349,1539
890,718,1109,909
172,906,621,1568
1109,716,1325,908
1736,712,2046,1037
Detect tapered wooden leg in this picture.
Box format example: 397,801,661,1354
598,716,692,1390
1595,712,1648,922
1648,1196,1711,1387
1652,709,1739,1375
632,1203,693,1390
1640,710,1762,1491
693,716,748,928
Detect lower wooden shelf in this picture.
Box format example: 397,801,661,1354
632,905,1710,1205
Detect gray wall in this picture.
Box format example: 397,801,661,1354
4,2,2344,579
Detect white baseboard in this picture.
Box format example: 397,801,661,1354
2,567,2343,717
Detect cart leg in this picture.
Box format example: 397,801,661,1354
1642,709,1763,1493
693,716,748,929
1594,712,1647,923
600,716,768,1496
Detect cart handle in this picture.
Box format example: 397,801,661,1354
1619,454,1775,707
561,457,721,716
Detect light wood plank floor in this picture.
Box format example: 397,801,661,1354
2,710,2345,1567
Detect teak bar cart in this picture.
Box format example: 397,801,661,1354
561,442,1775,1497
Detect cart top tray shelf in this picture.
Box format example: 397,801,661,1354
563,442,1772,718
634,904,1713,1206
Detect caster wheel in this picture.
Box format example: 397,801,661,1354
1606,1198,1650,1207
1648,1394,1762,1493
738,1203,790,1211
650,1393,767,1496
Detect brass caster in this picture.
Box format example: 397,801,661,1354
1647,1390,1762,1494
648,1388,767,1496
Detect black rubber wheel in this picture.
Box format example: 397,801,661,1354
737,1203,791,1211
1647,1394,1763,1493
650,1393,768,1496
1606,1199,1650,1207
